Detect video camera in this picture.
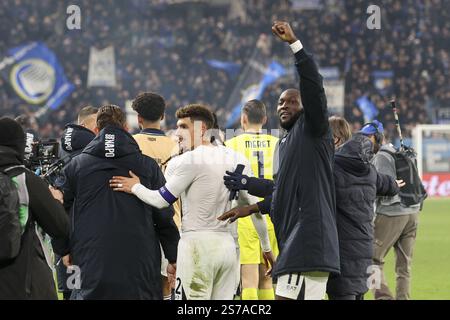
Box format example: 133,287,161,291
25,140,67,187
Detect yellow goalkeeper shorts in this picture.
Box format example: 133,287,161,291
238,215,279,265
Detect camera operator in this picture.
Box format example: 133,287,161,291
15,114,39,166
0,117,69,300
363,121,421,300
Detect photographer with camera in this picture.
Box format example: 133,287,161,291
0,117,70,300
15,114,39,167
362,120,424,300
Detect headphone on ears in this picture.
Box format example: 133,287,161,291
362,122,383,145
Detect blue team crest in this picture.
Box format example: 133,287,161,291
1,42,74,109
10,58,56,104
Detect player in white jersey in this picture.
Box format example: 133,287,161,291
110,104,274,300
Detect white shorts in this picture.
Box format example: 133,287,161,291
275,272,329,300
175,231,238,300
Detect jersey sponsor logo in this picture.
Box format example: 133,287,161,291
284,284,299,292
64,127,74,151
105,134,115,157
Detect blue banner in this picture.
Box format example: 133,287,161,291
225,60,286,127
356,95,379,122
1,42,74,110
206,59,241,78
372,70,394,96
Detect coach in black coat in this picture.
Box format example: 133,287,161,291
269,29,339,278
220,23,340,282
61,115,179,300
221,23,340,294
326,134,399,299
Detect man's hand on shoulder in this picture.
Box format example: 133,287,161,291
223,170,250,191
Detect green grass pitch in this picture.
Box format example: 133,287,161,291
367,198,450,300
56,198,450,300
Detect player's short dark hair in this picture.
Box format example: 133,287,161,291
176,104,214,130
78,106,98,124
132,92,166,122
329,116,352,146
242,99,267,124
96,105,126,130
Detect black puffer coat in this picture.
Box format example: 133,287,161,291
327,134,399,296
271,49,339,276
62,125,179,300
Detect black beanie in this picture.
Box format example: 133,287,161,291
0,117,26,157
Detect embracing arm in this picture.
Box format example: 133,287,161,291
238,177,271,253
131,183,171,209
147,163,180,264
247,177,274,198
112,157,195,209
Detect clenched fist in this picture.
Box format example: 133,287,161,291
271,21,298,44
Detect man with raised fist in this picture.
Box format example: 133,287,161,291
219,21,340,300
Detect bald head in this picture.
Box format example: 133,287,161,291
277,88,303,130
282,88,301,97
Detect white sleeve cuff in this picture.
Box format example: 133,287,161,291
290,40,303,54
131,183,141,194
251,213,271,252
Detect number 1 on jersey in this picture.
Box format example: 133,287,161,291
253,151,265,179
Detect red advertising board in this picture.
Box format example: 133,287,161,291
422,173,450,197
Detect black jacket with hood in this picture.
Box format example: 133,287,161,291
61,124,96,158
326,134,399,297
270,49,339,277
61,125,179,300
52,124,96,295
52,124,95,252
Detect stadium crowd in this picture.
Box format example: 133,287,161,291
0,5,431,300
0,0,449,139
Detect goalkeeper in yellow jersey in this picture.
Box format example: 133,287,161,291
225,99,279,300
